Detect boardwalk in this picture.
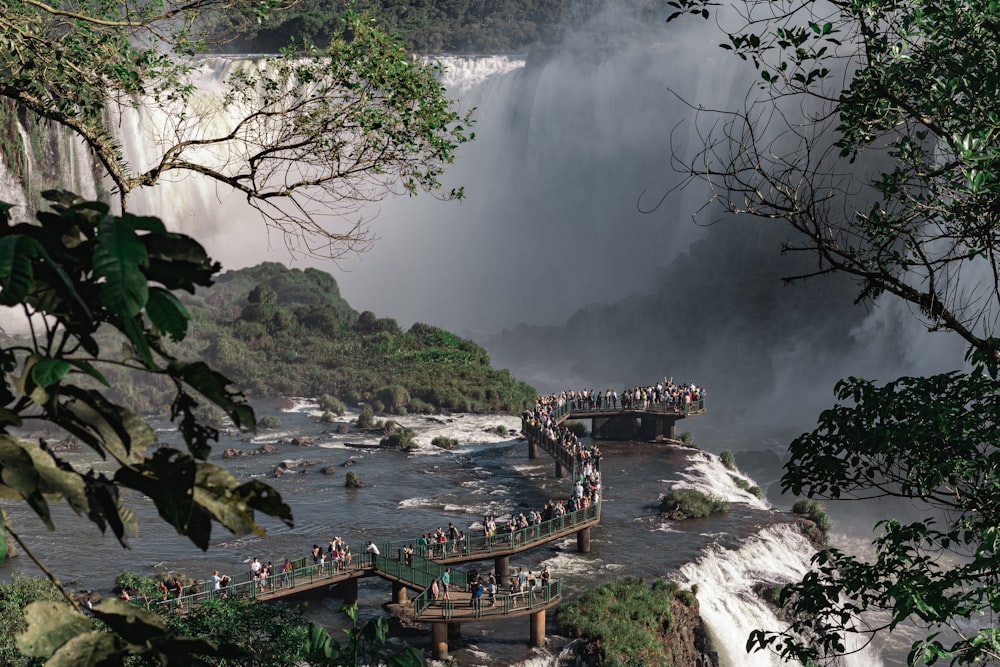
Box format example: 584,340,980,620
148,392,703,659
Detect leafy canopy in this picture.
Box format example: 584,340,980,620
2,0,473,258
0,190,293,665
666,0,1000,664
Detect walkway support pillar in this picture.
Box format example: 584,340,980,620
528,439,538,459
577,527,591,553
494,555,509,580
431,623,448,660
342,578,358,605
555,460,566,478
392,581,407,605
448,623,461,639
529,610,546,647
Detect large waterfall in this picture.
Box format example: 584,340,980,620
0,8,952,665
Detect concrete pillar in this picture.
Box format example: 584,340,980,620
592,417,608,439
494,555,509,579
529,610,546,647
555,460,566,478
392,581,407,604
577,527,591,553
342,578,358,605
528,439,538,459
431,623,448,660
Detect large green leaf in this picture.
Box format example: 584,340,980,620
114,448,210,548
16,601,92,658
58,387,154,465
193,463,293,536
0,235,41,306
46,631,121,667
146,286,190,342
93,216,149,318
31,358,71,388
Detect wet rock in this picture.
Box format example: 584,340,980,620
223,443,276,459
336,423,351,434
291,436,316,446
321,467,337,475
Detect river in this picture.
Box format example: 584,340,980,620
1,398,892,666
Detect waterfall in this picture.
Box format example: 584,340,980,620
674,523,886,667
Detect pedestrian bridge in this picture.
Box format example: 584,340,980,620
150,394,705,660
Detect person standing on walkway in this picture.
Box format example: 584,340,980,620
441,568,451,600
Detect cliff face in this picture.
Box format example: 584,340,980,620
662,596,720,667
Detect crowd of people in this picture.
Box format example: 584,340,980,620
538,378,706,414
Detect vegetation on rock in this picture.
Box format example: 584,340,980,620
660,489,729,519
557,577,699,667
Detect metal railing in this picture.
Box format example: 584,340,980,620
412,578,562,620
375,502,600,565
373,552,468,591
557,397,706,417
153,553,374,611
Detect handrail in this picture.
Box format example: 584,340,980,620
376,502,601,566
412,578,562,620
154,552,374,611
539,397,706,418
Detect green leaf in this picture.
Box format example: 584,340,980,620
16,601,92,658
0,235,40,306
30,358,71,388
67,359,110,387
146,286,190,341
46,631,121,667
93,216,149,318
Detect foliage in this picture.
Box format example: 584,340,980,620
730,475,762,499
491,424,509,436
431,436,458,450
667,0,1000,663
719,450,736,471
214,0,585,54
0,192,293,665
564,420,589,437
344,471,363,488
0,575,63,666
660,489,729,519
257,415,282,429
357,405,376,429
2,3,472,258
319,394,347,415
163,266,537,415
557,577,687,667
677,432,695,447
380,425,417,451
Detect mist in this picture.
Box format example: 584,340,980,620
0,1,970,444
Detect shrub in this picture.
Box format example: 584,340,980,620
318,393,347,415
719,450,736,470
792,499,832,541
660,488,729,519
492,424,508,436
319,410,337,423
678,431,695,447
557,577,680,666
381,426,417,451
408,398,434,414
357,404,375,429
564,420,588,437
431,436,459,450
730,474,763,498
257,415,282,429
345,471,362,488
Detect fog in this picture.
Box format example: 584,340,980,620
0,1,969,441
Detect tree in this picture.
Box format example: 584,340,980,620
0,190,293,664
666,0,1000,664
1,0,473,258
